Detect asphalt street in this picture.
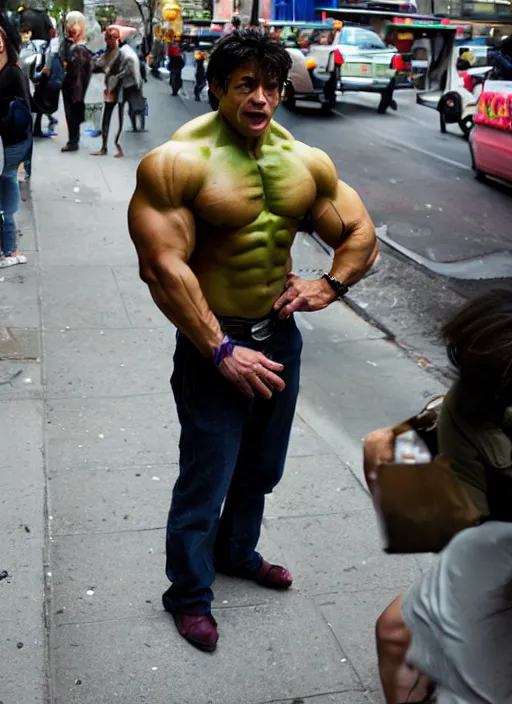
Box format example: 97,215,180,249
142,69,512,370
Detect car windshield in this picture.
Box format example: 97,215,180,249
339,27,387,50
308,28,336,45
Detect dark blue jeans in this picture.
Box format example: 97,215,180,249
166,316,302,614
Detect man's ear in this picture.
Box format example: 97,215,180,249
209,80,222,100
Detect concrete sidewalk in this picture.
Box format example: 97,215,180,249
0,83,445,704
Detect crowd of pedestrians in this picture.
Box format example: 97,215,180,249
0,9,147,268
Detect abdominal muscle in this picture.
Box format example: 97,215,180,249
192,214,296,319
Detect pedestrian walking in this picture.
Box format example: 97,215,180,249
129,30,377,653
167,42,184,96
91,26,125,158
0,25,32,267
365,289,512,704
60,11,92,153
119,41,145,132
32,26,62,137
149,28,164,78
193,50,207,102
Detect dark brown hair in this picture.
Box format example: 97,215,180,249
443,289,512,408
0,26,20,66
206,30,292,94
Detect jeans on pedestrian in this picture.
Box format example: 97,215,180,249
0,137,31,255
165,316,303,615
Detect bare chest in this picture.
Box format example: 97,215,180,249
193,144,317,229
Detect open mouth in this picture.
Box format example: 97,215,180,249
244,111,269,129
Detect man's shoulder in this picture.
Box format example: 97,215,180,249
140,138,204,175
267,119,294,144
137,137,207,204
171,111,218,146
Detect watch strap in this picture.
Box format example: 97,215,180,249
322,273,349,298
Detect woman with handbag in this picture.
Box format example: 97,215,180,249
0,25,32,267
364,289,512,704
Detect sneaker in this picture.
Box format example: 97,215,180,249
0,252,27,267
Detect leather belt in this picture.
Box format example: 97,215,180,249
218,315,275,343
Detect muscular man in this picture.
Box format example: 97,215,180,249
129,31,377,653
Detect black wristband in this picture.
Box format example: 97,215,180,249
322,273,349,299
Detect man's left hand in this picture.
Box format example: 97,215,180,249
273,274,337,320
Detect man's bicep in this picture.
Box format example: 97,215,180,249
310,178,373,249
128,150,197,267
128,193,196,280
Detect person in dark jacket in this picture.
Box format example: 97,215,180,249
193,49,207,102
167,41,184,96
489,36,512,80
18,8,52,42
0,25,32,266
61,11,92,153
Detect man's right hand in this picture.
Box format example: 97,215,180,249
218,346,285,399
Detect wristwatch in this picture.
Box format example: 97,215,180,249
322,273,349,299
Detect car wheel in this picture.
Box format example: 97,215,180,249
439,112,447,134
377,81,395,114
282,82,296,111
459,116,473,138
475,170,486,182
320,101,332,115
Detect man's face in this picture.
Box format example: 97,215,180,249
214,64,281,139
105,29,120,49
21,29,32,43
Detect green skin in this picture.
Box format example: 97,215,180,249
176,114,316,318
129,75,376,397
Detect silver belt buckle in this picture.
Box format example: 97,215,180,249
251,319,273,341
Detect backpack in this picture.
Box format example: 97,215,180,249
0,95,32,144
5,98,32,131
47,54,64,92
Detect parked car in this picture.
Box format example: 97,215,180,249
283,25,399,114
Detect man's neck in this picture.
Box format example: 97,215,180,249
216,111,269,158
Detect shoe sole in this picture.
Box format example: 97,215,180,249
185,637,217,653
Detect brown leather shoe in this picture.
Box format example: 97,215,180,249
173,613,219,653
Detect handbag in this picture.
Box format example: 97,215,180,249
372,397,482,554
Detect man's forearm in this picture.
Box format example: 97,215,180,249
330,222,377,287
146,260,223,357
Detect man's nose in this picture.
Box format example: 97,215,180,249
250,85,267,106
